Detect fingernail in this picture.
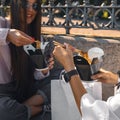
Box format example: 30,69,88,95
64,43,68,48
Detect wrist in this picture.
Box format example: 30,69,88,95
64,69,79,82
41,68,49,75
65,66,76,72
64,63,75,72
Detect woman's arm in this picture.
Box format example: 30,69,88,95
7,29,34,46
0,16,34,46
53,44,87,113
0,29,34,46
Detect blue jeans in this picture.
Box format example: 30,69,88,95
0,82,51,120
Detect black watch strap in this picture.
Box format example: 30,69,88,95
64,69,78,82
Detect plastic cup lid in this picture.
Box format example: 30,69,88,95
88,47,104,61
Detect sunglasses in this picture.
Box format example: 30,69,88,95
22,2,39,11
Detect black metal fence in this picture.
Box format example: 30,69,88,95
41,0,120,34
0,0,120,34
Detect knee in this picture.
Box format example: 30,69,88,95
0,97,28,120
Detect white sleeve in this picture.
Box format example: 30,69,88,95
0,28,9,45
34,68,50,80
106,94,120,119
81,93,120,120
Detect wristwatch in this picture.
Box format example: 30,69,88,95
64,69,78,82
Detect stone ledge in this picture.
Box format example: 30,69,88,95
42,27,120,40
44,34,120,73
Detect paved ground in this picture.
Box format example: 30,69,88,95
41,16,120,39
42,27,120,39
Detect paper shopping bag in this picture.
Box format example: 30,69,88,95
51,80,82,120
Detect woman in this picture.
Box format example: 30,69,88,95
0,0,53,120
53,44,120,120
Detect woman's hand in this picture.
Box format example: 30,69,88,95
53,43,75,72
23,94,44,117
7,29,34,46
41,55,54,75
91,68,118,85
47,55,54,70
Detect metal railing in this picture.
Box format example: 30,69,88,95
0,5,10,17
41,0,120,34
0,0,120,34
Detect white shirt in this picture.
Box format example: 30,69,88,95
0,28,12,84
81,93,120,120
51,77,120,120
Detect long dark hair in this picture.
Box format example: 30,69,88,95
9,0,41,102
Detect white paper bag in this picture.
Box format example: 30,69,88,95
82,81,102,100
51,79,82,120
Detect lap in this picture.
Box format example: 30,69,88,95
0,96,29,120
0,82,51,120
31,112,51,120
35,82,51,104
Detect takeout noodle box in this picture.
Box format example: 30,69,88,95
74,55,92,81
29,49,47,69
30,54,47,69
23,42,49,69
74,55,103,82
